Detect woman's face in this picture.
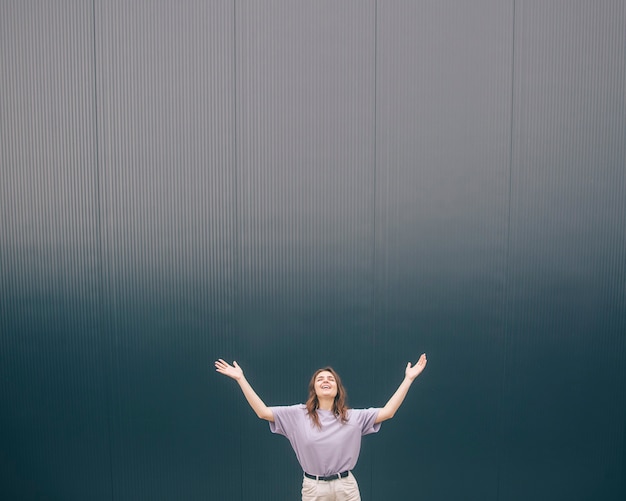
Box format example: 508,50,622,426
314,370,338,399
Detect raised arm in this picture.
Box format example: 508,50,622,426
215,359,274,422
375,353,427,424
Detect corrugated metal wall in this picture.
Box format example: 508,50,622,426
374,2,513,498
1,1,624,500
503,2,626,499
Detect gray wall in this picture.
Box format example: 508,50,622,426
1,1,625,500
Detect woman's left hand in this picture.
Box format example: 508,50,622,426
405,353,428,381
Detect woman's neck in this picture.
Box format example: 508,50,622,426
317,398,334,411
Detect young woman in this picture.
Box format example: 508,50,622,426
215,354,427,501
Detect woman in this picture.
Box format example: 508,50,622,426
215,353,427,501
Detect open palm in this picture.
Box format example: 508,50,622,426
405,353,427,381
215,359,243,381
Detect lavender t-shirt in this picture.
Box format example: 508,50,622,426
269,404,381,476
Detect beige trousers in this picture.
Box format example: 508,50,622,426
301,472,361,501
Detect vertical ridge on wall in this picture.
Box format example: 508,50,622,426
0,1,111,500
497,2,518,499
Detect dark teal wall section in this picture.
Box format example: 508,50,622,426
0,2,111,500
501,3,626,499
1,1,625,500
374,2,513,499
94,1,237,500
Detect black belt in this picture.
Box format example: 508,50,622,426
304,470,350,481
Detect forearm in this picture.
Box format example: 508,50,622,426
236,375,274,422
376,377,413,423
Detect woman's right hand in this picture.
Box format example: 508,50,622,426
215,359,244,381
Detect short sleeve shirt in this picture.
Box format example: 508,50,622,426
269,404,381,476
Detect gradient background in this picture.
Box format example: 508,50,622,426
1,1,625,500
